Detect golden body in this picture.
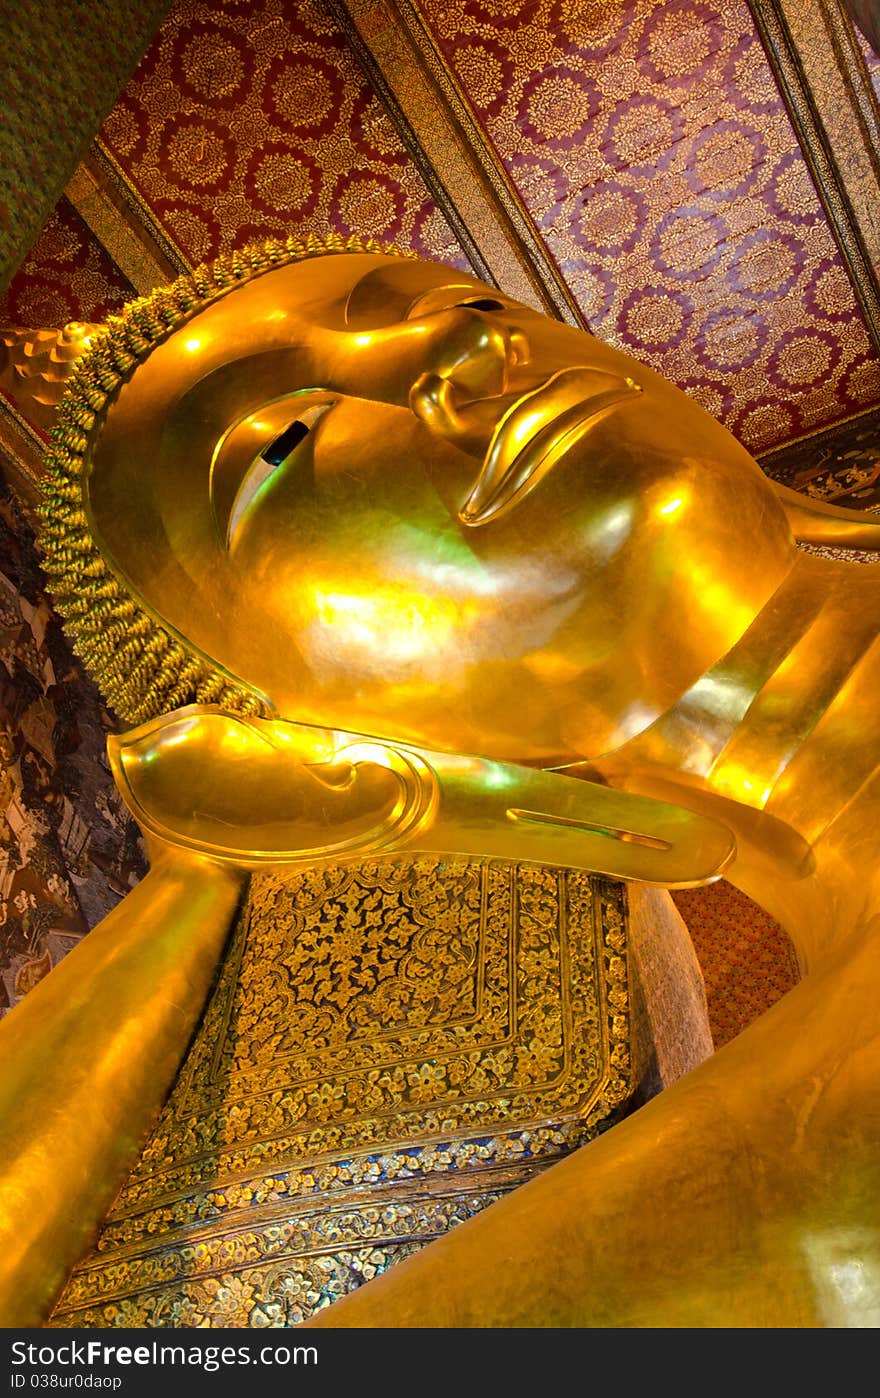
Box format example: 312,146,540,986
1,244,879,1326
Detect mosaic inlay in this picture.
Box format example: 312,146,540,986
50,860,632,1327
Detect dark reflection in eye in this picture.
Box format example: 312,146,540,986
227,417,315,546
456,298,506,312
262,419,310,467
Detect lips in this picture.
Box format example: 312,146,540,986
459,367,642,526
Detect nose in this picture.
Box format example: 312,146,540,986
409,306,529,456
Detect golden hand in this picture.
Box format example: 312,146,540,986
110,705,735,887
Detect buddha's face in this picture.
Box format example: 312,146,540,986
87,252,795,762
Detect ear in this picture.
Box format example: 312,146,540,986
109,705,735,887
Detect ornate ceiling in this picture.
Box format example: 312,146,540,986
3,0,880,496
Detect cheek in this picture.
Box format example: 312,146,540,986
233,409,474,582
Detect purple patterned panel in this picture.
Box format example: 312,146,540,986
0,197,133,329
425,0,880,451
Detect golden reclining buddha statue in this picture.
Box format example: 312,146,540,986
2,234,879,1328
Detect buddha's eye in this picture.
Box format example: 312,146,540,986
451,297,507,313
219,399,333,547
344,264,517,328
261,418,311,467
400,287,515,323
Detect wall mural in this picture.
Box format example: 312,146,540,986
0,486,146,1020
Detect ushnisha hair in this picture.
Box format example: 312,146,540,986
38,232,409,727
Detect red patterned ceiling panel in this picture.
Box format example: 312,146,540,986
421,0,880,451
99,0,469,272
0,197,134,328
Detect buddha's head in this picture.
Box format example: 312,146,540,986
41,237,795,763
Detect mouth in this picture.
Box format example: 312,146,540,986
459,368,643,527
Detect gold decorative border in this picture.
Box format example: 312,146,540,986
820,0,880,161
749,0,880,350
87,142,192,279
0,394,46,517
328,0,586,327
65,155,181,296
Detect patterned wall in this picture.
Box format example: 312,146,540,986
97,0,469,270
0,485,146,1020
422,0,880,451
672,882,799,1047
0,197,135,334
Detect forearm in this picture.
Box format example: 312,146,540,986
0,849,244,1325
